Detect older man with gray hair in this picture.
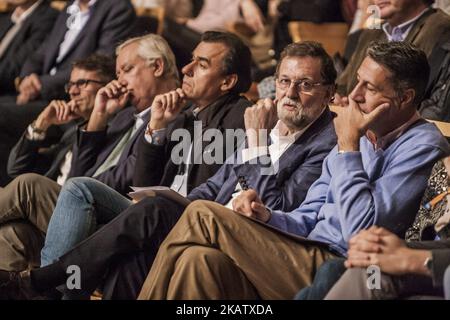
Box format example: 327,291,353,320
0,33,178,277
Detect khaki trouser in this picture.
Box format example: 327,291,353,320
138,200,338,300
0,173,61,271
325,267,444,300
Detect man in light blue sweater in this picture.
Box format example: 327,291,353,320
138,41,450,300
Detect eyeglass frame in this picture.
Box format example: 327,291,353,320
64,79,106,93
275,77,330,93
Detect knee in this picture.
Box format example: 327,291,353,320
61,177,100,203
316,258,347,279
11,173,47,190
178,246,227,269
184,200,230,220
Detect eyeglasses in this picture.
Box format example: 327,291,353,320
276,78,326,93
64,79,105,93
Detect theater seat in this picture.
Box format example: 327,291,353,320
288,21,349,56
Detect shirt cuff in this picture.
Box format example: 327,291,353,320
145,128,167,145
266,208,286,230
26,124,46,141
241,146,269,163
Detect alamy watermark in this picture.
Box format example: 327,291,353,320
366,265,381,290
169,121,281,176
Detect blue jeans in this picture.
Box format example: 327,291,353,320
445,265,450,300
41,177,132,267
294,257,347,300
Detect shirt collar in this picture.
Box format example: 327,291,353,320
11,0,42,24
134,106,151,121
382,8,429,41
73,0,98,11
366,111,421,151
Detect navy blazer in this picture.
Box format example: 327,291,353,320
188,108,337,212
0,1,58,94
7,121,78,180
19,0,136,100
69,106,150,196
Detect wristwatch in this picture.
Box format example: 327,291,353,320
27,121,47,140
145,123,166,145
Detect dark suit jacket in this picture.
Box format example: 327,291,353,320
19,0,136,100
417,37,450,121
133,94,251,194
69,106,150,196
337,8,450,96
407,240,450,288
7,120,78,180
188,108,337,212
0,1,58,94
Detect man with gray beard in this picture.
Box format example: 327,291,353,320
0,41,338,300
138,41,450,300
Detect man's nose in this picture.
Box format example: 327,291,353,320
349,83,365,103
118,77,128,88
69,85,80,97
182,60,194,77
286,83,300,99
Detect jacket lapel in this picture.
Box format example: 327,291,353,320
115,108,151,162
0,14,13,39
276,108,333,175
405,8,435,43
44,9,70,73
58,0,101,63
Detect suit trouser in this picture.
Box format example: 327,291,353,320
0,221,44,271
445,266,450,299
138,200,338,300
56,196,186,298
0,173,61,270
325,267,443,299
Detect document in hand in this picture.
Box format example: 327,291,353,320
128,186,191,207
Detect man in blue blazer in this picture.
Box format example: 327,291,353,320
2,41,339,300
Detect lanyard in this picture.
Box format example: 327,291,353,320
424,187,450,210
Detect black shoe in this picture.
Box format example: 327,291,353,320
0,270,41,300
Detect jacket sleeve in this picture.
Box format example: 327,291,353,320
0,7,57,92
7,133,49,178
68,128,107,178
132,134,170,187
38,68,71,100
232,138,335,212
407,240,450,287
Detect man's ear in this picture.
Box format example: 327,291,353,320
220,74,238,92
399,88,415,109
153,58,164,78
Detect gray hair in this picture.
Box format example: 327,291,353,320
117,34,179,82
